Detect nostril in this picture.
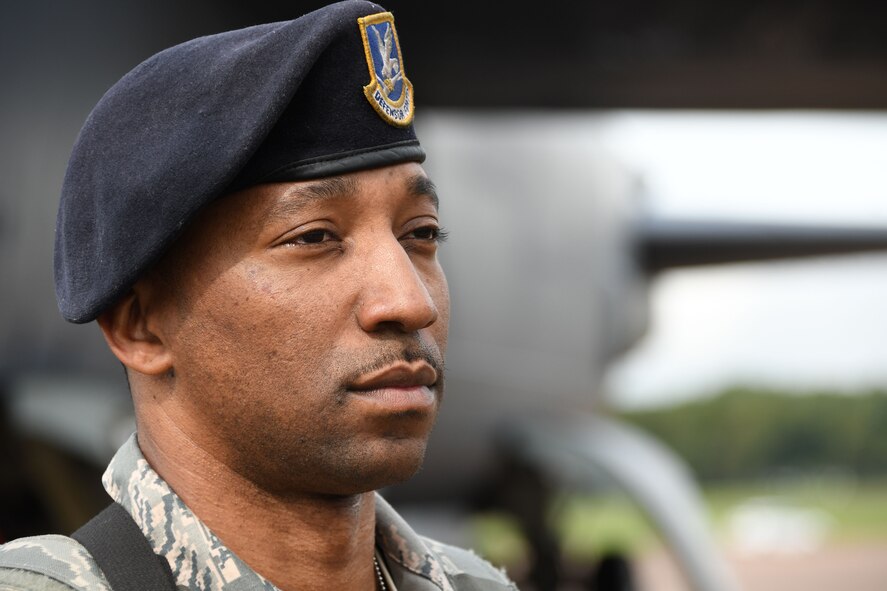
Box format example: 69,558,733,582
356,285,438,333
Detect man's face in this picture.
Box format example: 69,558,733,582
147,162,449,496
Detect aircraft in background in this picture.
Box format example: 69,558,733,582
8,110,887,590
6,5,887,588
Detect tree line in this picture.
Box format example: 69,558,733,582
620,388,887,483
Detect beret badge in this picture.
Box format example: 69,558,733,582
358,12,414,127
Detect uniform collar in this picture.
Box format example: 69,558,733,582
102,433,452,591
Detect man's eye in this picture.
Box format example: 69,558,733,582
293,229,335,244
408,226,449,242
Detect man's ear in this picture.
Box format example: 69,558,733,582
97,287,174,376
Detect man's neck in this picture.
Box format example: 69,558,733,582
136,419,379,591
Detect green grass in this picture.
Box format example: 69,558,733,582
472,495,660,566
471,478,887,566
704,477,887,542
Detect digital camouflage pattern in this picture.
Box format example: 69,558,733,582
0,535,110,591
0,435,517,590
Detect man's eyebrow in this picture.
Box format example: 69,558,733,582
267,176,358,221
407,175,439,210
265,173,438,222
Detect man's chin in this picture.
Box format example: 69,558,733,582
324,437,429,496
354,437,429,490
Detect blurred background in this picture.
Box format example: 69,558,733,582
3,1,887,590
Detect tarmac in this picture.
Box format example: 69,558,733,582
637,541,887,591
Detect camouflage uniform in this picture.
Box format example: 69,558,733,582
0,435,517,591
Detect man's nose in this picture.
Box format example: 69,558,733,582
355,240,439,333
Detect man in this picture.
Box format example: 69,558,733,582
0,2,517,590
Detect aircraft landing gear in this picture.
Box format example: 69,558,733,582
481,430,639,591
481,414,738,591
477,448,560,590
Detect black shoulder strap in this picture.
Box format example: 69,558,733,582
71,502,178,591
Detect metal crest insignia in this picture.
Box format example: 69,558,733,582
358,12,414,127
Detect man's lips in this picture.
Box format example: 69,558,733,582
348,361,438,392
347,362,438,412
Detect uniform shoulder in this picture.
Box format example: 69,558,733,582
0,535,110,591
421,537,519,590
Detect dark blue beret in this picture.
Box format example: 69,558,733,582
55,0,423,323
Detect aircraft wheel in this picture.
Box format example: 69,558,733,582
587,552,636,591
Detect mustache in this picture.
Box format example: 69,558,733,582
340,341,446,388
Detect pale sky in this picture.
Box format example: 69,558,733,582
595,112,887,409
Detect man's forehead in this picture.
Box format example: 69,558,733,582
265,167,439,220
